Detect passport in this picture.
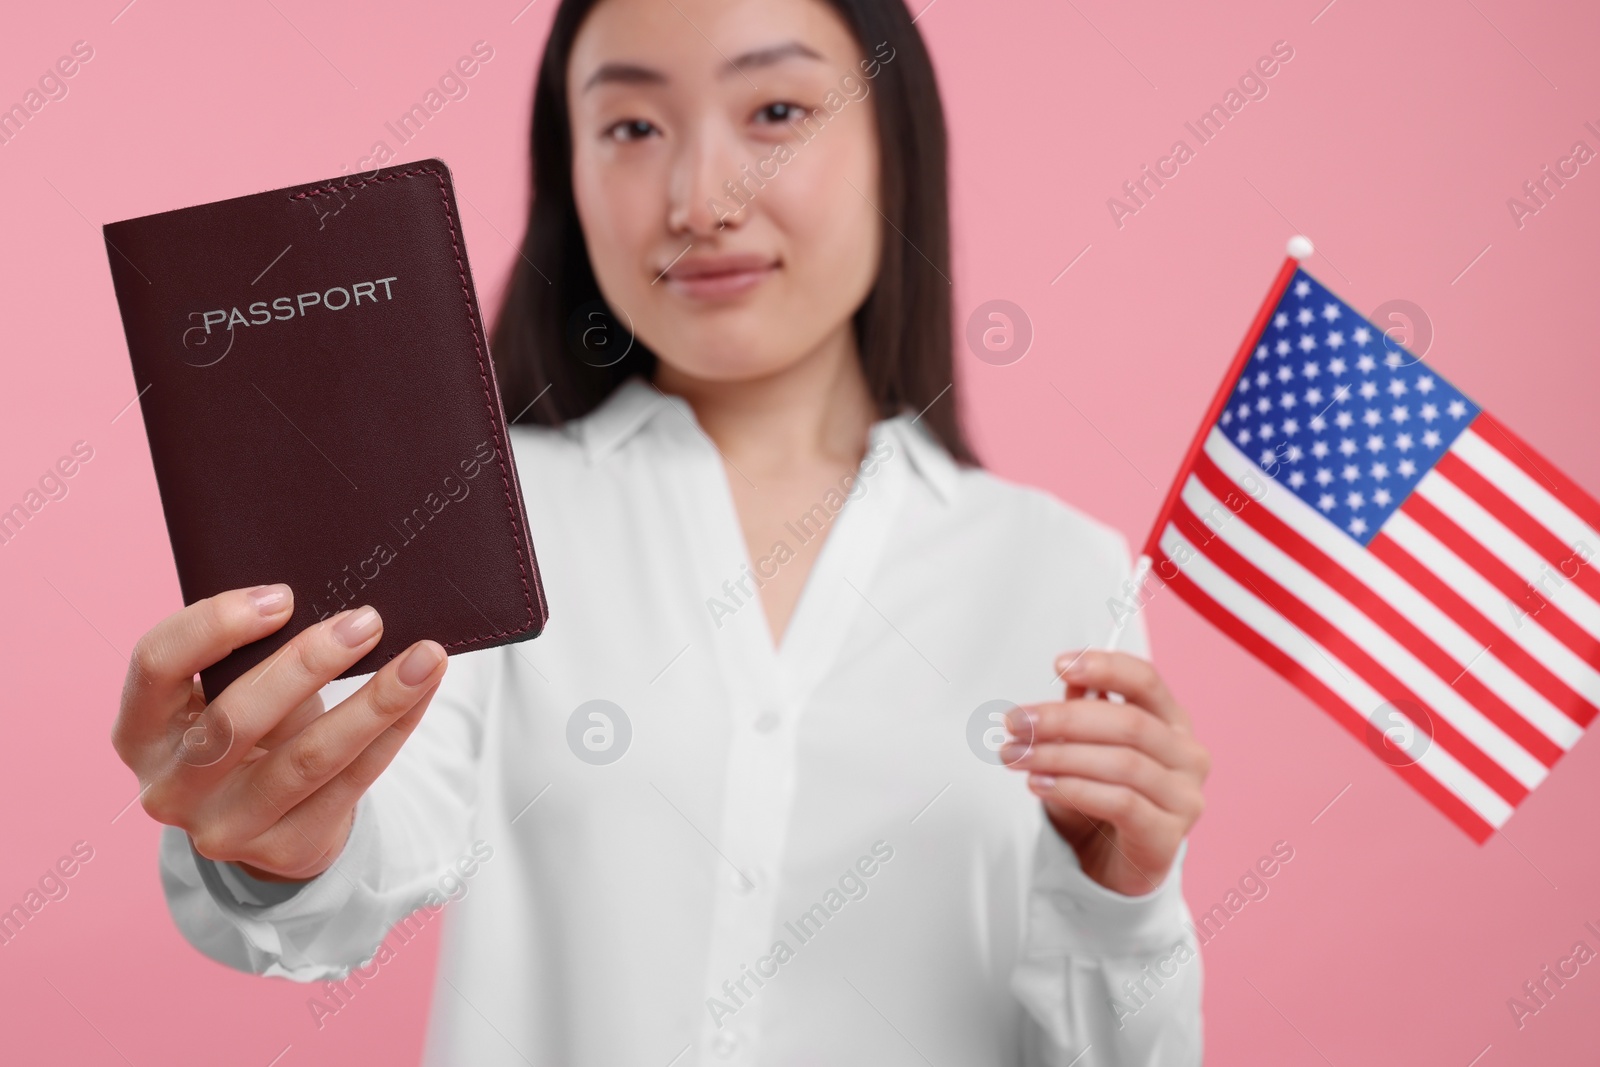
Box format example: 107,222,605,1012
103,158,549,698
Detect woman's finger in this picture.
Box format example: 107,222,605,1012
1007,741,1198,816
183,606,387,780
237,641,447,822
254,689,327,751
114,584,295,765
1030,774,1177,850
1054,650,1189,728
276,678,439,835
1051,648,1094,698
1006,699,1200,770
209,799,360,883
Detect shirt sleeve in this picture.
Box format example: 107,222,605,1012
156,645,500,982
1010,529,1204,1066
1011,832,1203,1066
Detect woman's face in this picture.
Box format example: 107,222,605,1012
567,0,884,382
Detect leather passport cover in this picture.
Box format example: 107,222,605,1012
104,158,548,699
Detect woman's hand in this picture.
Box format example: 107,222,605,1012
1000,651,1210,897
110,584,447,882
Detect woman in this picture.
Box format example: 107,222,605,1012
113,0,1211,1062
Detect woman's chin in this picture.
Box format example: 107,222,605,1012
652,345,807,385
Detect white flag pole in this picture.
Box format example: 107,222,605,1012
1082,553,1152,702
1084,234,1314,700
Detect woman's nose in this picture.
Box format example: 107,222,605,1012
666,121,747,237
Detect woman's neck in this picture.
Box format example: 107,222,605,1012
653,329,878,476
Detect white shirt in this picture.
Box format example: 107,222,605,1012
159,375,1203,1066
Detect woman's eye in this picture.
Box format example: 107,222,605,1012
605,119,658,143
754,102,807,126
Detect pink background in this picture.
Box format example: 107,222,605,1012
2,0,1597,1063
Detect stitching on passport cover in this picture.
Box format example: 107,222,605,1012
289,166,538,647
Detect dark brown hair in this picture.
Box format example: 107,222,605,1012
488,0,976,465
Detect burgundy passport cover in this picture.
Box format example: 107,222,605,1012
104,158,548,698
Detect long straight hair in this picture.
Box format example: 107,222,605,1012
488,0,977,465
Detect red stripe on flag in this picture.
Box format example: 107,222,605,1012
1151,549,1495,842
1401,492,1600,667
1436,452,1600,606
1191,454,1564,766
1172,501,1530,807
1473,412,1600,536
1367,533,1597,729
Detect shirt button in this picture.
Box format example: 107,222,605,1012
753,710,782,733
712,1030,740,1057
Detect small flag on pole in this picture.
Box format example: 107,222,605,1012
1143,237,1599,842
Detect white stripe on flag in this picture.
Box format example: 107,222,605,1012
1455,429,1600,556
1158,521,1514,830
1203,429,1589,746
1178,473,1548,790
1382,510,1600,706
1416,469,1600,636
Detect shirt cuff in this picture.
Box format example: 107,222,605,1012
1026,822,1193,959
214,858,312,907
188,795,379,952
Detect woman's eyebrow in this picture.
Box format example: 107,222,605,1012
721,40,826,76
581,40,826,92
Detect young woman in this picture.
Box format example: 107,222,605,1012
113,0,1211,1062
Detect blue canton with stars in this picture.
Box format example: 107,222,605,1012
1216,268,1480,546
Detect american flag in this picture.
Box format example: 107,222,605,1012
1143,255,1599,841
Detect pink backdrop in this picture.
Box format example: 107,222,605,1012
2,0,1597,1063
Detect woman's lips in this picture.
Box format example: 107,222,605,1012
663,259,778,300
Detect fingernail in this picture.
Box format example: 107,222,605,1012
1029,774,1057,790
999,742,1029,766
396,642,444,687
1005,706,1036,734
1060,652,1091,679
248,584,290,616
332,606,380,647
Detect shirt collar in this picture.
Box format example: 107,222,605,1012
576,375,685,462
576,374,960,505
879,411,960,505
